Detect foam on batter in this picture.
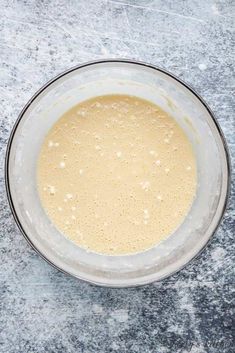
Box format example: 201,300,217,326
37,95,197,255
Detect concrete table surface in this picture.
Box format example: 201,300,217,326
0,1,234,352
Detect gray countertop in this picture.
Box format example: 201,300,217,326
0,1,234,352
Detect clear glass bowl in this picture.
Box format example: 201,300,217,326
5,60,230,287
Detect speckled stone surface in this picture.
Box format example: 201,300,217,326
0,1,234,352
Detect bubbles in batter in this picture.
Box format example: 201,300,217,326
37,95,197,255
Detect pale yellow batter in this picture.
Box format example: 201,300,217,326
37,95,196,255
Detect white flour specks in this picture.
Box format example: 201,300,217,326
140,181,150,191
198,63,207,71
110,310,129,323
92,304,103,314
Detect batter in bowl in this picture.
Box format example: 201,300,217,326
37,95,197,255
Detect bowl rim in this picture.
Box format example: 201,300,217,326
5,58,231,287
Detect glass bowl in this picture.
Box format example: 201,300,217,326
5,60,230,287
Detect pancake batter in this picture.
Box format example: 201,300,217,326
37,95,197,255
